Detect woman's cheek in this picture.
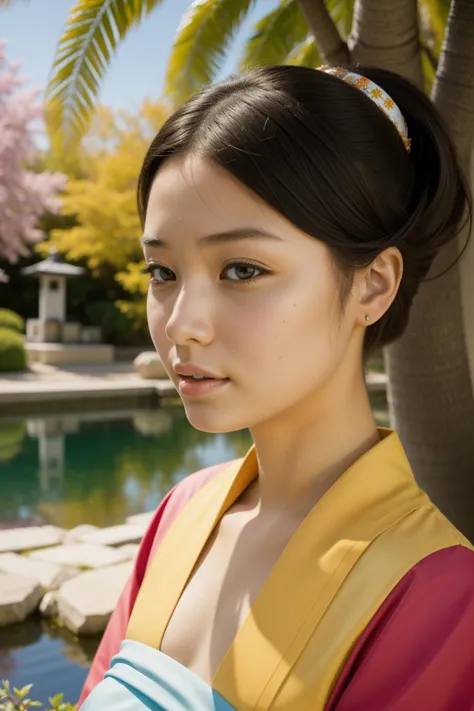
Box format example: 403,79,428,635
146,294,163,345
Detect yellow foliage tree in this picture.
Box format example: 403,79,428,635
39,98,171,331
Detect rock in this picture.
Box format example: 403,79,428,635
81,523,148,548
0,572,43,626
116,544,140,560
133,351,167,379
63,524,100,544
29,543,131,570
57,561,133,635
0,526,66,554
0,552,77,591
40,590,58,618
125,511,155,527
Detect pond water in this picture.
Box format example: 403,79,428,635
0,392,388,705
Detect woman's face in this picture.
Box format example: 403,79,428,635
142,154,362,434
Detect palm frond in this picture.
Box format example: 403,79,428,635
286,35,322,68
421,43,436,94
239,0,309,72
165,0,258,106
326,0,355,41
0,0,28,6
418,0,449,56
45,0,163,143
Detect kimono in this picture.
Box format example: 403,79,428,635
78,427,474,710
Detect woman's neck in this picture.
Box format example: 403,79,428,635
249,378,380,518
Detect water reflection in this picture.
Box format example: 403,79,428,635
0,615,99,705
0,395,388,530
0,404,253,529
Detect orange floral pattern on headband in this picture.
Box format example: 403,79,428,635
317,65,411,153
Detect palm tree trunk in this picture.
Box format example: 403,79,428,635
349,0,424,86
304,0,474,538
382,0,474,539
432,0,474,161
385,261,474,537
296,0,350,66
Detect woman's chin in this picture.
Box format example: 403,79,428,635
182,407,246,435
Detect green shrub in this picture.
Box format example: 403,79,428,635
84,300,148,345
0,680,76,710
0,423,26,462
0,328,27,372
0,309,25,334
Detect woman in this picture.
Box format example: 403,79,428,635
78,65,474,710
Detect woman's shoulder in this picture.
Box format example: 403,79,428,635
402,543,474,595
326,544,474,710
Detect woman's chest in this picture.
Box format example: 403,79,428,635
159,508,297,686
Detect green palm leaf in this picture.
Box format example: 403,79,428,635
421,44,436,94
239,0,309,71
418,0,449,56
286,35,322,68
0,0,28,6
326,0,355,41
46,0,163,142
165,0,258,106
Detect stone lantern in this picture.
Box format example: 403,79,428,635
21,248,85,343
20,249,114,365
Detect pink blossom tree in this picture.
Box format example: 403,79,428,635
0,40,66,281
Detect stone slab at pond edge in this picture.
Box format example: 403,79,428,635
63,524,100,544
81,522,149,547
0,525,66,554
116,543,140,559
57,561,134,634
40,590,58,618
125,511,155,527
0,572,43,626
29,543,133,569
0,552,77,591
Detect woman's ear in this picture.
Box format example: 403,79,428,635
356,247,404,326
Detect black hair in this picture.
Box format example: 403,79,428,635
137,64,471,360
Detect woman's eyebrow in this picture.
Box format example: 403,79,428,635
140,228,284,248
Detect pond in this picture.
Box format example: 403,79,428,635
0,392,388,705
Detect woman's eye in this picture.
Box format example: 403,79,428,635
152,266,174,283
139,264,174,283
225,262,267,283
140,261,269,285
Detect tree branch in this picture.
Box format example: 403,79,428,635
296,0,350,67
349,0,423,87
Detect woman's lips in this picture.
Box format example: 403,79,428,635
178,376,230,397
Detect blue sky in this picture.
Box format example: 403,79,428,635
0,0,276,122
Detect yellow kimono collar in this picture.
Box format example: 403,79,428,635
127,427,431,710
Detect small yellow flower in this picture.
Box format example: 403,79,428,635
384,97,395,110
354,77,370,89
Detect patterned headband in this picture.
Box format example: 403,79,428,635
317,65,411,153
